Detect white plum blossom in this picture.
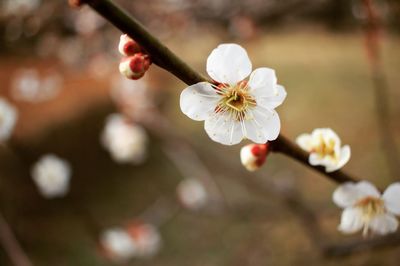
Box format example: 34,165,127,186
31,154,71,198
100,228,137,262
176,178,208,210
101,114,148,164
296,128,350,172
333,181,400,236
126,223,162,258
0,98,18,142
180,43,286,145
11,69,62,103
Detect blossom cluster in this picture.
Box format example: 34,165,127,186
118,34,152,80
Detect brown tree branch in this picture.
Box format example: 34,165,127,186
323,230,400,257
74,0,358,186
0,212,33,266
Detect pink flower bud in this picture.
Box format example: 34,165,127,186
118,34,141,56
119,54,151,80
240,143,269,171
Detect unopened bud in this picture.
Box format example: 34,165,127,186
68,0,85,8
240,143,269,171
118,34,141,56
119,54,151,80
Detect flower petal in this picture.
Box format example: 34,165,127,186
338,207,364,234
333,181,380,208
204,113,244,145
296,133,312,151
382,182,400,215
256,85,287,110
248,68,277,98
206,43,252,85
325,145,350,173
369,213,398,235
180,82,220,121
248,108,280,141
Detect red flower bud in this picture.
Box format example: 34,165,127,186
240,143,269,171
119,53,151,80
118,34,142,56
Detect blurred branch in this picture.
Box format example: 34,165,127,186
76,0,359,185
362,0,400,180
0,212,33,266
323,230,400,257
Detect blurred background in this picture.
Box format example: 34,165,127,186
0,0,399,265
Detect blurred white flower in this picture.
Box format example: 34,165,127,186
73,8,104,35
110,76,154,121
100,228,137,262
180,43,286,145
333,181,400,236
101,114,148,164
11,69,62,103
296,128,350,172
0,98,18,142
1,0,40,16
240,143,268,171
31,154,71,198
176,178,207,210
127,223,161,258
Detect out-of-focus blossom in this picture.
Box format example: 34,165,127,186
126,223,162,258
119,53,151,80
11,69,62,103
296,128,350,173
118,34,141,56
176,178,208,210
100,228,137,262
73,8,105,35
110,76,154,121
0,98,18,142
1,0,40,16
101,114,148,164
333,181,400,236
57,37,84,67
31,154,71,198
240,143,269,171
180,43,286,145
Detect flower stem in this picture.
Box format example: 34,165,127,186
76,0,358,184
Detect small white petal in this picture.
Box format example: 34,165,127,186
256,85,287,110
180,82,220,121
325,145,351,173
296,133,313,151
243,119,268,144
206,43,252,85
369,214,399,235
382,182,400,215
338,207,364,234
309,153,323,166
204,113,243,145
249,108,280,141
248,68,277,98
333,181,380,208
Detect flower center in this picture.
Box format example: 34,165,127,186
312,137,336,159
354,196,385,236
216,81,256,120
355,196,385,219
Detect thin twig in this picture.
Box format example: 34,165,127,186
0,212,33,266
77,0,359,185
323,230,400,257
362,0,400,180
